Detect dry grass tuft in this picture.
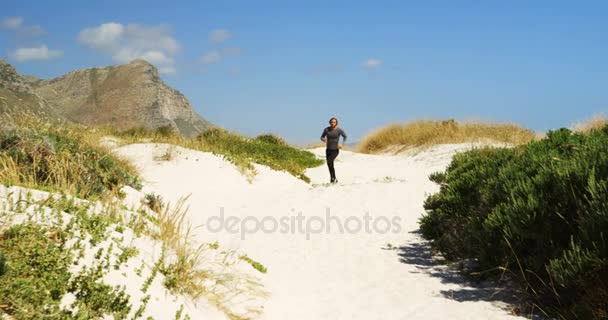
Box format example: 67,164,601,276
150,196,267,319
358,119,536,154
572,113,608,134
0,113,141,199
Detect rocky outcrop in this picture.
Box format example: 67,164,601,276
30,59,213,136
0,59,62,119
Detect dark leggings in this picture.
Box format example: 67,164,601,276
326,149,340,180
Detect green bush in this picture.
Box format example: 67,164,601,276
255,133,287,146
420,125,608,319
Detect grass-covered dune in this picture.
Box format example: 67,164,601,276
420,124,608,319
109,125,324,182
358,119,537,154
0,115,323,319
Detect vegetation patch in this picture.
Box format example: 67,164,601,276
0,195,137,319
112,126,323,182
239,255,267,274
0,116,141,199
420,125,608,319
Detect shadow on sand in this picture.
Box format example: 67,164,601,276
386,230,542,317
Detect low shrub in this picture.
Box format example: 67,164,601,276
420,125,608,319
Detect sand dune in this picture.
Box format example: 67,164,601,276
114,143,526,320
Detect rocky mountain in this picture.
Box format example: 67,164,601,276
0,59,62,120
1,59,213,137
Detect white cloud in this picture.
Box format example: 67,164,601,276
1,16,23,29
10,45,63,62
78,22,180,75
209,29,232,43
363,58,383,69
78,22,124,51
1,16,46,36
200,50,222,64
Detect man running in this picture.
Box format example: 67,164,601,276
320,117,347,183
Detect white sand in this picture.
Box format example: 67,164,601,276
111,142,527,320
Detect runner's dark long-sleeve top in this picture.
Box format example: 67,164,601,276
320,127,347,150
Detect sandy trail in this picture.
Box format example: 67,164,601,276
116,143,524,320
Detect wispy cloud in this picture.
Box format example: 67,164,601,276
200,50,222,64
200,47,241,65
1,16,46,36
78,22,180,75
209,29,232,43
1,16,23,29
363,58,383,69
10,45,63,62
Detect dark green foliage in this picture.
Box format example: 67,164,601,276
420,126,608,319
0,249,6,277
0,250,7,277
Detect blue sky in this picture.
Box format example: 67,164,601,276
1,0,607,144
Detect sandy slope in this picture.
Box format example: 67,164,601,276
115,143,526,320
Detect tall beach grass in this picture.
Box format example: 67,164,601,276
358,119,536,154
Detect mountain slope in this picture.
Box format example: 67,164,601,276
0,59,63,120
29,59,213,136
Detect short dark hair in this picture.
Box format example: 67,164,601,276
329,117,338,124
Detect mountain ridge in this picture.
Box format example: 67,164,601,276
0,59,213,137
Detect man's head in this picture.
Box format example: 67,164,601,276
329,117,338,128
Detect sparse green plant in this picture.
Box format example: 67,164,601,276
154,146,175,161
239,255,267,274
0,220,134,319
144,193,163,214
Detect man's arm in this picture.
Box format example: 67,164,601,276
320,127,328,142
340,129,347,144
